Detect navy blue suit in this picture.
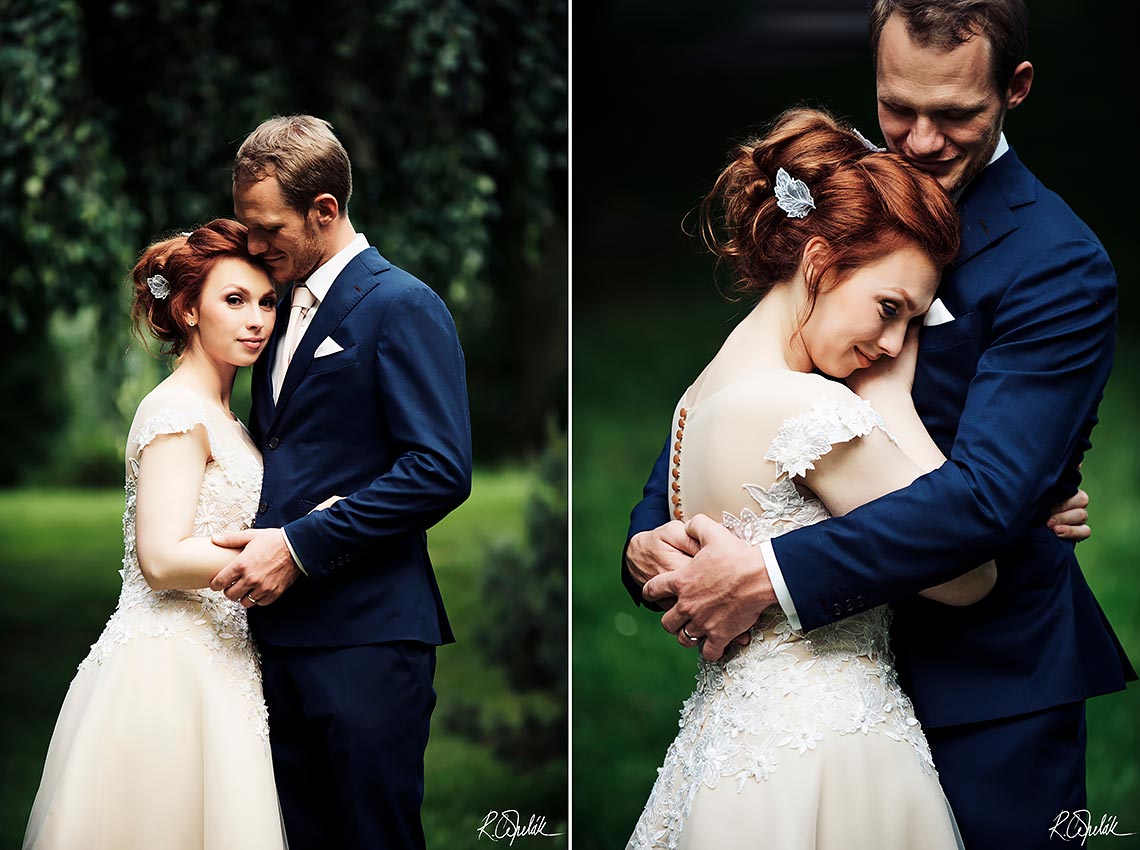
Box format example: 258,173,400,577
624,149,1134,848
249,245,472,850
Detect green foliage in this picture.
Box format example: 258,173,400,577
0,0,567,483
0,0,141,329
469,426,567,768
0,323,64,482
479,426,567,691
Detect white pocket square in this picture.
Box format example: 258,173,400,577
313,337,344,358
924,298,956,326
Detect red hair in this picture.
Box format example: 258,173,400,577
701,107,960,317
130,218,267,357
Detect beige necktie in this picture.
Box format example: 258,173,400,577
283,284,317,364
274,284,317,401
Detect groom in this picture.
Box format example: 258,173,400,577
624,2,1134,848
210,115,472,850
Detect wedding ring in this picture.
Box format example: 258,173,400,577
246,593,259,605
682,625,701,643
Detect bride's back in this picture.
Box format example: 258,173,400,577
672,368,859,524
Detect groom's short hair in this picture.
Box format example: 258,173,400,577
869,0,1029,94
233,115,353,217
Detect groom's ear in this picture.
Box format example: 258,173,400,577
310,193,341,226
1005,61,1033,110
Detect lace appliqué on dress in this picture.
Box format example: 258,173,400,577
765,396,898,478
721,398,898,545
630,397,935,850
78,403,270,742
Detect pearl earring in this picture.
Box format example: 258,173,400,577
188,320,196,327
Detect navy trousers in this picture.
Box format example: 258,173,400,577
259,641,438,850
925,702,1086,850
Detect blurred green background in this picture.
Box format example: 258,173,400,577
0,0,566,846
572,2,1139,848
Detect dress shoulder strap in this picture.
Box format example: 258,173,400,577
765,397,896,480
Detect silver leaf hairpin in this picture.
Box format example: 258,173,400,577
147,274,171,300
852,127,886,153
774,167,815,219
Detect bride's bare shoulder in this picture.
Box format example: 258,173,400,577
128,380,211,432
719,370,858,412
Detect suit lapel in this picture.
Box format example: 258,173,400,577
954,147,1036,268
269,248,389,429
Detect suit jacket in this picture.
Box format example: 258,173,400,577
624,148,1135,728
248,246,472,648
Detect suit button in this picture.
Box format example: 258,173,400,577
830,603,844,618
844,599,856,613
258,501,268,514
854,595,866,608
268,437,280,449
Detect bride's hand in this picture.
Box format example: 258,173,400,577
846,321,921,400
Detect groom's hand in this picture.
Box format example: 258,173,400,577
210,528,300,607
643,514,776,662
1048,487,1091,541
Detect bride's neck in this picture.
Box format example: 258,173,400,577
169,346,237,411
733,283,813,373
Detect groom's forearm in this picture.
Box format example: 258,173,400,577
622,432,673,605
283,442,472,581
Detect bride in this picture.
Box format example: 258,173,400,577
23,219,288,850
626,108,990,849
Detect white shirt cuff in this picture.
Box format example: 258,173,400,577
281,528,308,576
760,538,802,631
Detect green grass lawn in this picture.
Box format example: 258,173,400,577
572,284,1140,849
0,467,567,849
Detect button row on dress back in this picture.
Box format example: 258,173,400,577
671,407,688,520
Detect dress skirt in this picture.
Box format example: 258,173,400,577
23,629,286,850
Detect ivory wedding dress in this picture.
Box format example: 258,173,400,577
23,395,287,850
627,372,962,850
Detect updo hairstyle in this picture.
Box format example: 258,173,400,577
700,107,960,311
130,218,264,357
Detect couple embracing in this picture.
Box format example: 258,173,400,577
623,2,1135,848
23,116,471,849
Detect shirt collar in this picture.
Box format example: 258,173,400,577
989,132,1009,165
301,232,369,301
951,132,1009,202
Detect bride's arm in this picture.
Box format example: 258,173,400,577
134,426,244,590
845,323,944,471
801,378,996,606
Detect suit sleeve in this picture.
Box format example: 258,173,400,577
282,285,473,580
621,432,673,605
775,238,1117,631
